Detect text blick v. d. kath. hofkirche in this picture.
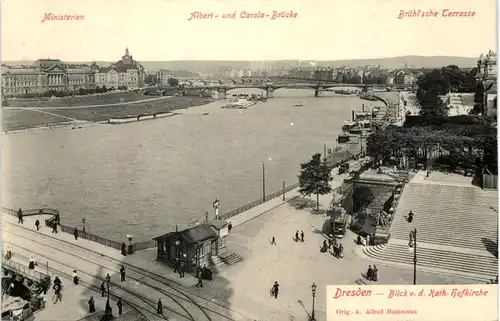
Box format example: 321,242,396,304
1,48,145,97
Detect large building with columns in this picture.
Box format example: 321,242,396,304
1,59,95,97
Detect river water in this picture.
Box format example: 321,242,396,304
2,89,392,242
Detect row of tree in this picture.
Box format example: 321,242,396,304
144,75,179,87
13,85,124,99
366,124,496,172
415,65,477,117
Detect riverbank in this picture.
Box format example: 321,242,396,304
2,96,213,132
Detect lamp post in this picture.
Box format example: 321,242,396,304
262,161,266,202
105,278,113,318
205,211,209,223
310,282,317,321
282,180,286,201
408,228,417,285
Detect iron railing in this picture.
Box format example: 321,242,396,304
2,258,50,281
2,207,122,250
218,182,300,221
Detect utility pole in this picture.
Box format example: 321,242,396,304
262,161,266,202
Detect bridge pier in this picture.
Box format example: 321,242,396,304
314,89,319,97
198,89,204,97
266,88,274,98
218,89,226,99
177,89,185,96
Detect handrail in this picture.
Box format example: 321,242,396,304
2,207,122,250
2,258,50,281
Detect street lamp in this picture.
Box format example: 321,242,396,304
262,161,266,202
408,228,417,285
81,217,86,233
105,279,113,319
310,283,317,321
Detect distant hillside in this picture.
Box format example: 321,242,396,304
3,55,478,74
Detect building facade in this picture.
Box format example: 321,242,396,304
1,59,95,97
93,48,145,89
156,69,175,86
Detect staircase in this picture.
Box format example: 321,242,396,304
364,181,498,279
363,244,498,280
210,255,224,267
218,252,244,266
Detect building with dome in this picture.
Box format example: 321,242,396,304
93,47,145,89
1,59,95,97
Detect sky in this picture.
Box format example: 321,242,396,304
1,0,497,61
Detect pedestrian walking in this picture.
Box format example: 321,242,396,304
295,230,299,241
117,298,123,316
120,266,126,282
121,242,127,256
51,221,58,234
373,265,378,282
35,219,40,231
271,281,279,299
100,282,106,297
271,236,276,245
157,298,163,314
300,230,304,242
17,208,23,224
28,256,35,270
73,270,79,285
228,222,232,233
179,262,185,278
367,265,374,281
173,258,178,273
53,276,62,288
88,296,96,313
53,284,62,303
105,273,111,284
73,227,79,240
196,273,203,288
408,210,414,223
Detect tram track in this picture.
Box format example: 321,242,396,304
3,222,246,321
4,233,198,321
5,239,174,320
2,248,158,321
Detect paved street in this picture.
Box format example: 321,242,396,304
195,163,476,321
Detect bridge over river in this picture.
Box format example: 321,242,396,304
140,82,412,98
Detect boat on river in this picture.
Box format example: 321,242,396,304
222,97,256,109
294,101,303,107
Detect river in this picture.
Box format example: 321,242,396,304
2,88,393,242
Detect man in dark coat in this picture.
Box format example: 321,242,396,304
300,230,305,242
367,265,374,281
52,221,58,234
120,266,126,282
74,227,78,240
100,282,106,297
35,219,40,231
117,298,123,316
121,242,127,256
157,298,163,314
88,296,96,313
272,281,279,298
17,208,23,224
408,210,414,223
196,273,203,288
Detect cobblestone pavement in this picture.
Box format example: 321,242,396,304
202,199,479,321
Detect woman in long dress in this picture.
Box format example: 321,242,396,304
28,257,35,269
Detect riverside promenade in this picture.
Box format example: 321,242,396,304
2,158,478,321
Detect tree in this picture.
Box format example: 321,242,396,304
167,78,179,87
298,153,333,212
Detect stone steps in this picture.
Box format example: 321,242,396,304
218,252,244,266
363,244,498,279
210,255,225,267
